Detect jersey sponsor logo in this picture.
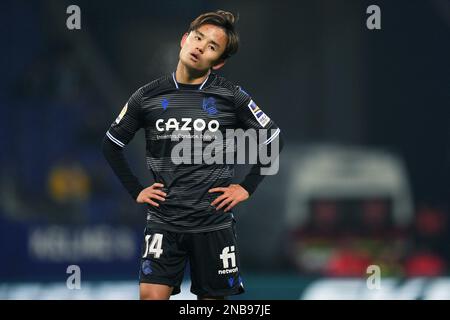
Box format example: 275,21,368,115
115,103,128,124
248,100,270,127
218,267,239,275
202,97,218,115
218,246,239,274
155,118,219,132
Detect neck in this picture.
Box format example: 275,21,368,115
175,61,210,84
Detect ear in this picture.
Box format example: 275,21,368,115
180,32,189,48
212,59,226,71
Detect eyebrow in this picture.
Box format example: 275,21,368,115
195,30,221,48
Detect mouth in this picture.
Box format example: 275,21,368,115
190,53,199,62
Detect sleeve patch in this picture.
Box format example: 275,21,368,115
115,103,128,124
247,100,270,127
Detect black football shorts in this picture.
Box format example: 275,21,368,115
139,224,245,297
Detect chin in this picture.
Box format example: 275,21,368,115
183,60,208,73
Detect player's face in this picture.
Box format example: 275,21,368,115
179,24,227,72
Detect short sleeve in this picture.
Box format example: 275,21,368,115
106,88,144,147
233,86,281,145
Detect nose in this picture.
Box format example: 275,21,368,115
196,46,204,54
195,41,206,54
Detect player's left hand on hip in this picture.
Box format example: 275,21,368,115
208,184,249,212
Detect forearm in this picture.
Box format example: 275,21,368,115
101,136,144,200
240,130,284,195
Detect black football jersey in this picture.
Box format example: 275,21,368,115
107,72,281,232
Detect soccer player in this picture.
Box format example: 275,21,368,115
102,10,284,300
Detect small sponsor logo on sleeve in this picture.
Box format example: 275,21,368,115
247,100,270,127
115,103,128,124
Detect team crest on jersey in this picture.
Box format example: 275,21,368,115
202,97,218,115
247,100,270,127
115,103,128,124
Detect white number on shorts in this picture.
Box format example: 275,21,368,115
143,233,163,259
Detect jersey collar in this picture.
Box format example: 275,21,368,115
172,71,212,90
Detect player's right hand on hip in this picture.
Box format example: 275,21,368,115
136,183,167,207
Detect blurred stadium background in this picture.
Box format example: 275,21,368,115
1,0,449,299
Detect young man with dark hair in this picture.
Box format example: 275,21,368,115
102,10,283,300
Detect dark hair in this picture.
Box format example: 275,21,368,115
188,10,239,59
